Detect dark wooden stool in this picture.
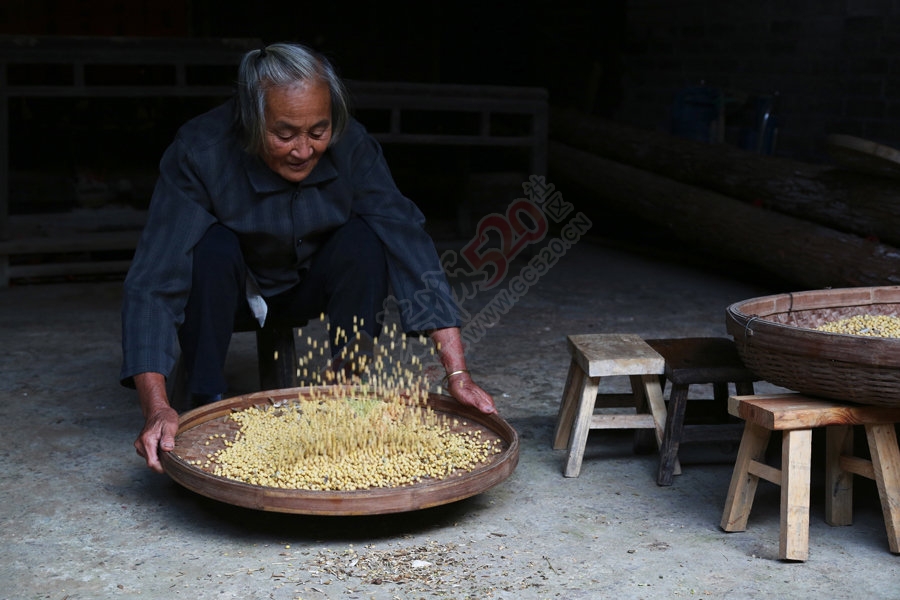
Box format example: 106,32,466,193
645,337,759,486
721,393,900,561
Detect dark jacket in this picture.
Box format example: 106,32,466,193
120,100,456,386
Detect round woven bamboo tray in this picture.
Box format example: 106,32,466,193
726,286,900,406
160,386,519,515
826,134,900,179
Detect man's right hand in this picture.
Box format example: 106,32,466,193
133,372,178,474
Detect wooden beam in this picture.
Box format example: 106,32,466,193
550,107,900,248
549,141,900,289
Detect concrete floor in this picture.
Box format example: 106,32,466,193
3,234,899,599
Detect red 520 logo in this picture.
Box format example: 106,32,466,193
460,198,548,290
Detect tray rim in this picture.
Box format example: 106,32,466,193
726,285,900,366
160,386,519,515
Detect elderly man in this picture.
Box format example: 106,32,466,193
122,43,496,473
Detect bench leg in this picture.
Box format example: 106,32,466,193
721,421,771,532
825,425,854,526
553,360,582,450
865,423,900,553
735,381,755,396
564,372,600,478
657,382,688,486
631,374,667,456
636,375,673,463
711,382,731,420
631,374,654,454
780,429,812,561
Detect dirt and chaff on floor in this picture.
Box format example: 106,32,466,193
3,227,899,599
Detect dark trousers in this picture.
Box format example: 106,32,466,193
178,217,389,396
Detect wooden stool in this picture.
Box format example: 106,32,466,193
645,337,759,486
720,393,900,561
553,333,670,477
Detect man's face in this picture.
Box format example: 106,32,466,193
261,80,332,183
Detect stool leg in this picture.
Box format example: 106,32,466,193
864,423,900,553
634,375,682,475
564,373,600,477
735,382,755,396
780,429,812,561
713,382,728,402
706,382,728,421
657,383,688,486
631,374,656,454
825,425,854,527
553,360,583,450
637,375,671,454
721,421,771,532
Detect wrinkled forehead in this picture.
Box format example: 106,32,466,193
262,79,332,126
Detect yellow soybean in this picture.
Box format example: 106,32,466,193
208,388,501,491
816,314,900,338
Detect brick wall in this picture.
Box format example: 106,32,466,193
615,0,900,162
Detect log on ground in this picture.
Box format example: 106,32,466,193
550,107,900,248
549,141,900,289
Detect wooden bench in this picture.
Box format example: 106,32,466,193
553,333,671,478
720,393,900,561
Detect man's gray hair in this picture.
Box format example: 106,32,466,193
235,43,350,154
